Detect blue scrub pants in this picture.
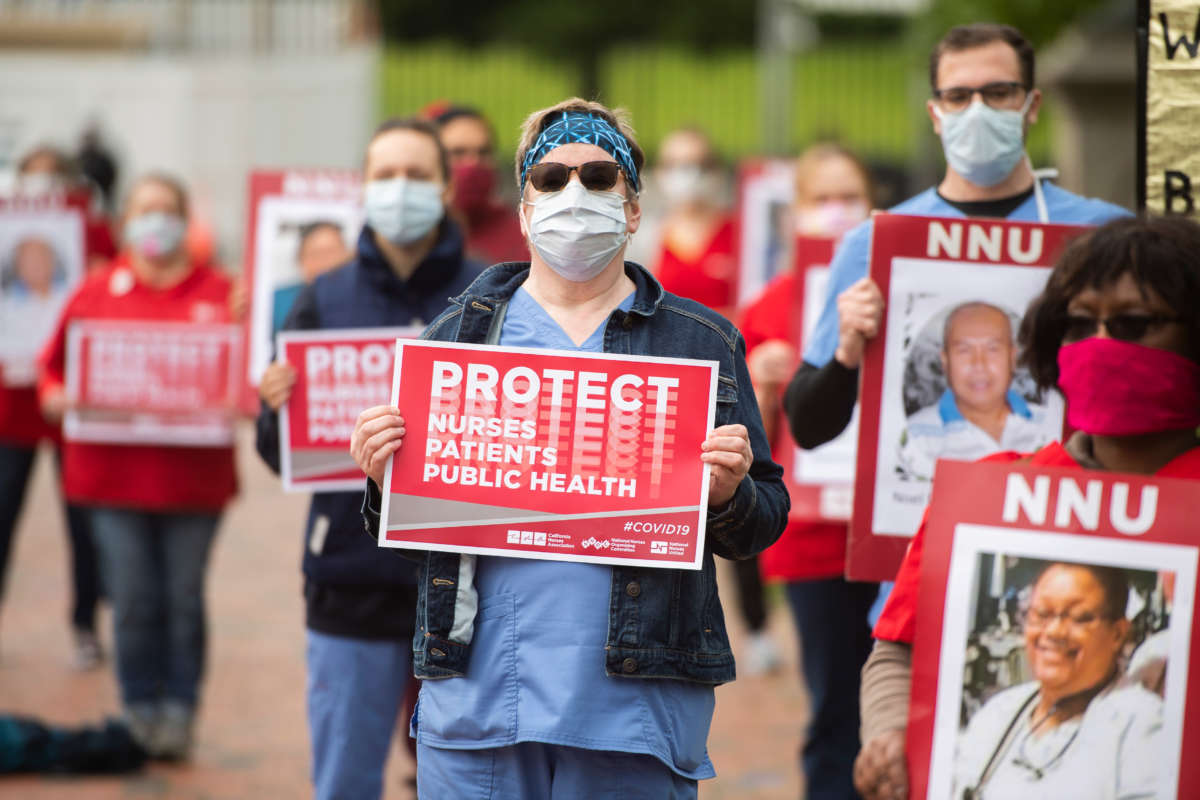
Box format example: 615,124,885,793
306,629,411,800
416,741,698,799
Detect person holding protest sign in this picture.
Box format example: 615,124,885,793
853,215,1200,800
741,141,880,800
351,97,788,798
255,116,484,800
426,103,528,265
37,172,237,761
784,23,1128,456
649,127,737,315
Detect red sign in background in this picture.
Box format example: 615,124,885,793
278,327,418,492
65,320,242,445
907,460,1200,800
380,341,719,570
849,213,1090,581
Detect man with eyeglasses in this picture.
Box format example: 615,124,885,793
783,22,1131,800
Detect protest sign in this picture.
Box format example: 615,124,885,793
0,197,86,387
783,235,855,522
849,214,1087,581
243,169,362,408
277,326,421,492
64,320,242,446
735,158,795,308
907,459,1199,800
1140,0,1200,217
378,341,718,570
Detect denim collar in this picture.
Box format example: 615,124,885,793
450,260,664,317
937,386,1031,424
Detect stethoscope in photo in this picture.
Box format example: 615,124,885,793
959,673,1113,800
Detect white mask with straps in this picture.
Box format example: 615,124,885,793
522,180,629,282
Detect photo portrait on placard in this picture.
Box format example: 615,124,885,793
248,196,360,385
0,208,85,386
926,529,1195,800
870,259,1065,536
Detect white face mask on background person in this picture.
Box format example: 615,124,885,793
124,212,187,260
523,180,629,282
934,94,1032,187
656,165,719,208
364,177,444,245
795,200,868,239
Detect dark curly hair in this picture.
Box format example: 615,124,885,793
1018,215,1200,393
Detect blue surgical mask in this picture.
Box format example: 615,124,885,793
124,212,187,259
364,178,444,245
934,95,1032,187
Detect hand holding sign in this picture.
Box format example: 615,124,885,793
835,276,884,369
259,361,297,411
853,729,908,800
702,424,752,508
350,404,406,487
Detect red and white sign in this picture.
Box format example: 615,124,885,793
242,168,362,410
849,214,1088,581
908,460,1198,800
278,327,421,492
734,158,796,308
64,320,242,446
784,235,855,523
378,341,719,570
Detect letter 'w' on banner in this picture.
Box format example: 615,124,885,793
377,340,720,570
848,213,1091,582
906,459,1200,800
1141,0,1200,217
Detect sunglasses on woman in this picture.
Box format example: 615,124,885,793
528,161,622,193
1062,313,1181,343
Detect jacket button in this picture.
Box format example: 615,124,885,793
625,581,641,598
622,314,633,330
430,648,445,658
622,657,638,674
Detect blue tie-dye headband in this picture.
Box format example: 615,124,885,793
520,111,640,194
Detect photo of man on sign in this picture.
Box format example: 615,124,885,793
898,300,1053,481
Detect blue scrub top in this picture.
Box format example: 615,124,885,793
414,286,718,780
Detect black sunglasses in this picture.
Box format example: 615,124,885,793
528,161,622,193
1062,314,1181,343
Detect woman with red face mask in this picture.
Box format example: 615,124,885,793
852,215,1200,800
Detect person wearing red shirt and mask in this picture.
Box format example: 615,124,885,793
0,144,118,671
431,104,528,265
740,142,876,800
38,173,238,762
650,127,737,316
853,215,1200,800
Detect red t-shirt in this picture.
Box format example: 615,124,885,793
37,257,238,511
873,442,1200,644
740,271,847,581
654,217,736,313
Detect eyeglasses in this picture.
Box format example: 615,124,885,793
932,81,1027,112
527,161,622,193
1024,606,1107,631
1061,314,1181,343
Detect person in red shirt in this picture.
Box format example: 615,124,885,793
428,104,528,265
38,172,238,762
741,142,875,799
650,128,737,316
853,216,1200,800
0,144,117,671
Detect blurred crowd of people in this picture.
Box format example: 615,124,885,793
1,18,1197,800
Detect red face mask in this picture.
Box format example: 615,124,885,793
451,162,496,216
1057,338,1200,436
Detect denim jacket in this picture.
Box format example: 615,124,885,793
362,261,789,685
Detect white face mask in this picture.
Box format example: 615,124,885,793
364,177,444,245
795,200,868,239
124,212,187,259
656,165,718,208
523,180,629,282
934,94,1033,187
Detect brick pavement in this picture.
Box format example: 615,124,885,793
0,424,809,799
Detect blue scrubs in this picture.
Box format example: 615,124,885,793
415,287,714,798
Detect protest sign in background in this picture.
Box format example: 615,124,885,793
242,169,362,410
849,214,1087,581
278,327,420,492
379,341,718,570
1141,0,1200,217
735,158,796,309
907,459,1199,800
65,320,242,446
